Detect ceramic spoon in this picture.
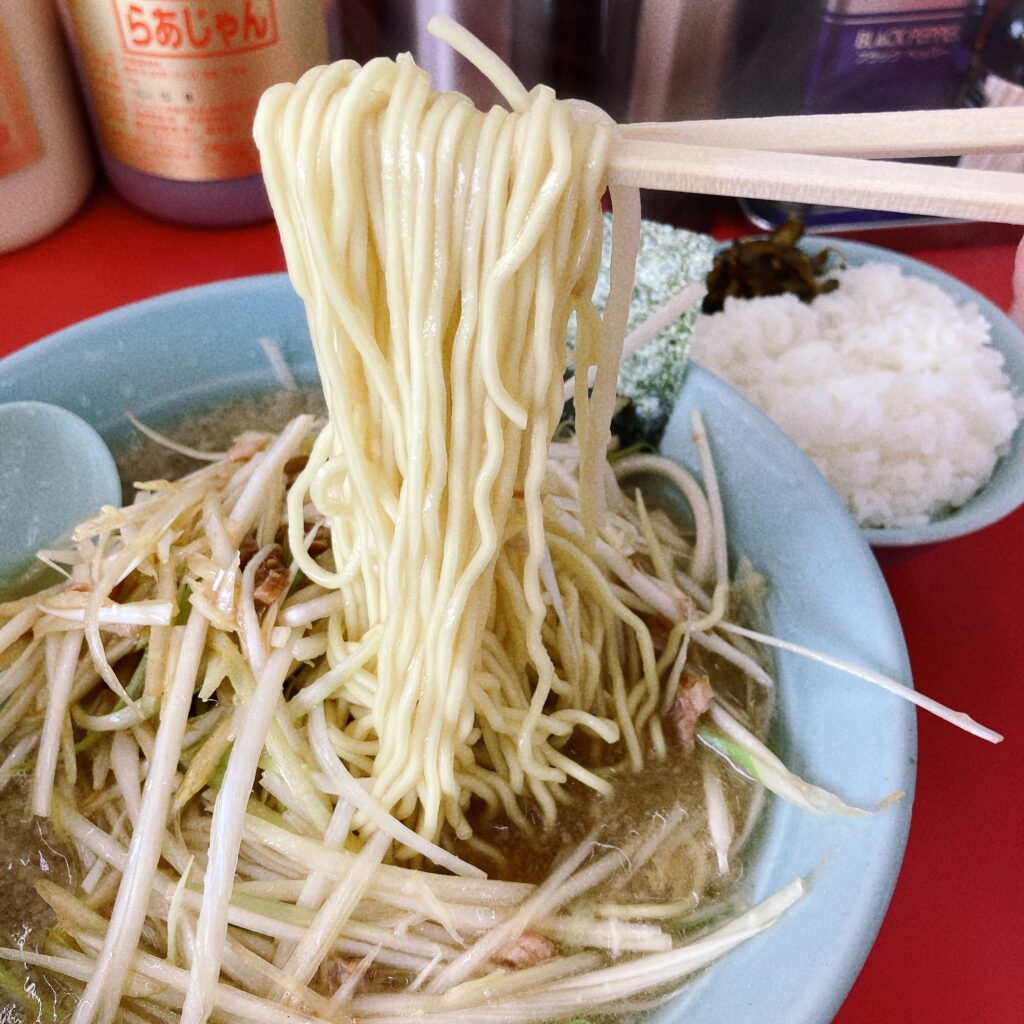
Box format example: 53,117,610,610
0,401,121,599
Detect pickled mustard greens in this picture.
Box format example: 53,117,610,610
701,217,842,315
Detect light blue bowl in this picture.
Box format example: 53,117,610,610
799,238,1024,557
0,275,915,1023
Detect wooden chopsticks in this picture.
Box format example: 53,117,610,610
610,107,1024,225
620,107,1024,159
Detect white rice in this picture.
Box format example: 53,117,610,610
690,261,1023,529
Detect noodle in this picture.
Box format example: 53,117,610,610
253,32,651,845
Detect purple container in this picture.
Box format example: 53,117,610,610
802,0,982,115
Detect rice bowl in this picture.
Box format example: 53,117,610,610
692,237,1019,552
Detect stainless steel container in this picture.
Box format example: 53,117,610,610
340,0,672,119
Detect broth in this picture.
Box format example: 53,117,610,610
0,781,74,1023
114,387,326,498
457,619,772,915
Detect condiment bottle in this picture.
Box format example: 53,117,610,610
56,0,335,226
0,0,95,254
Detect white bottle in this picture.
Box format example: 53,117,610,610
0,0,94,254
56,0,335,226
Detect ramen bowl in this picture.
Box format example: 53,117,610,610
0,274,915,1023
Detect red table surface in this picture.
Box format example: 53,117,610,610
2,186,1022,1023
